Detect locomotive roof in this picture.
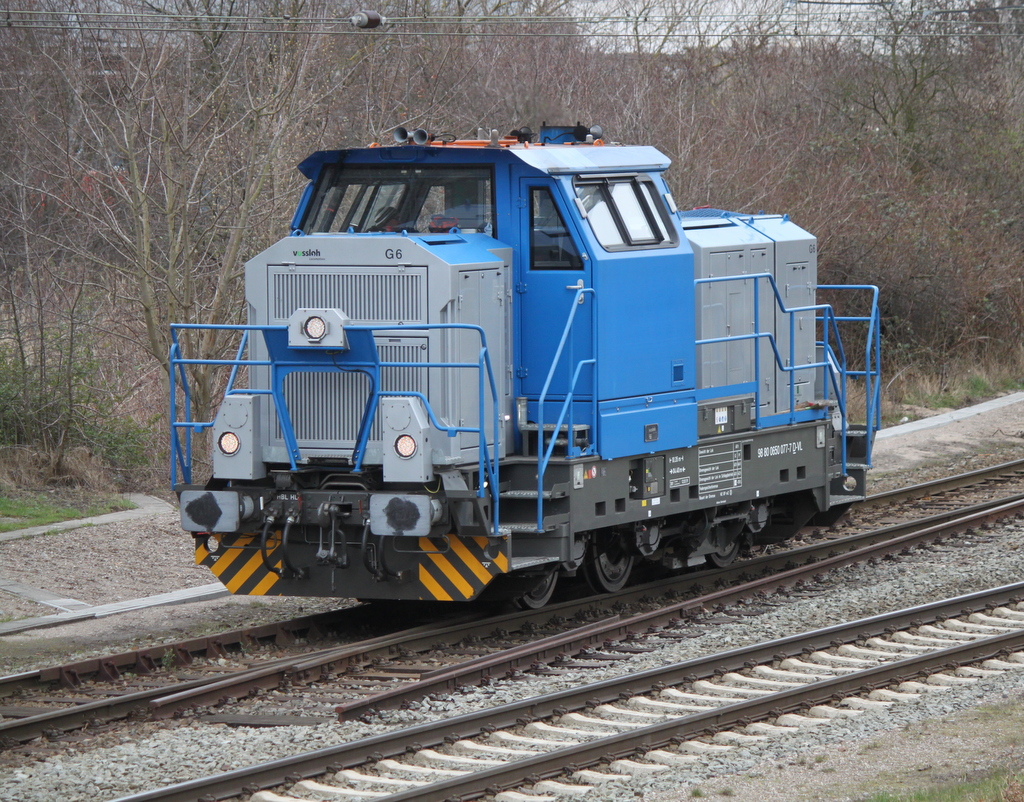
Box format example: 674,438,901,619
297,143,671,180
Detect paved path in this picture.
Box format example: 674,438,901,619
0,494,230,636
874,391,1024,440
0,583,230,636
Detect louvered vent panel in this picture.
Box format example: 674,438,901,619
272,270,423,324
278,342,427,447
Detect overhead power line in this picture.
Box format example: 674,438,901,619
3,5,1024,37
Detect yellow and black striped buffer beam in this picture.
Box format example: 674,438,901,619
195,533,507,600
196,535,283,596
417,535,509,601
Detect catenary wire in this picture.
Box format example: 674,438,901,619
3,4,1023,36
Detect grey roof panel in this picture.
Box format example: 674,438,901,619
507,144,671,174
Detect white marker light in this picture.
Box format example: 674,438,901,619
303,315,327,341
395,434,417,459
218,431,241,456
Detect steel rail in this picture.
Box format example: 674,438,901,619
860,456,1024,509
145,611,611,715
333,495,1024,719
160,486,1024,721
372,624,1024,802
0,607,357,697
108,580,1024,802
0,614,484,743
0,674,238,745
5,452,1021,687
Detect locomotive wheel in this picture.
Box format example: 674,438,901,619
512,570,558,610
583,531,635,594
708,538,741,568
707,520,745,568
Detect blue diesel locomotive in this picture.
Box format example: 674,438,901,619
171,123,881,608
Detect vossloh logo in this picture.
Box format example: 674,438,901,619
293,248,321,258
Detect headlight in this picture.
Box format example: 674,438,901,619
395,434,417,458
218,431,241,456
303,315,327,341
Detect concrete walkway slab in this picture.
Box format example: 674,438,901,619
875,391,1024,440
0,578,90,612
0,582,230,636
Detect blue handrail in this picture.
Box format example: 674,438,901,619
535,287,596,532
169,322,503,535
818,284,882,466
693,273,880,475
170,325,277,486
695,271,849,413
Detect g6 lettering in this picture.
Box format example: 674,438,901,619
385,248,403,260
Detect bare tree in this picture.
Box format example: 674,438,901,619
4,0,1024,482
2,0,372,429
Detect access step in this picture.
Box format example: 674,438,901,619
518,422,591,434
500,523,554,534
500,489,568,500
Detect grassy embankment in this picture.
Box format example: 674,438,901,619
0,492,135,533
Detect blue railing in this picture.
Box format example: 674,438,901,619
170,325,270,486
694,273,881,472
524,273,879,533
818,285,882,466
534,287,597,532
169,322,503,535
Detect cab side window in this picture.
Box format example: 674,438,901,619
575,176,676,251
529,187,583,270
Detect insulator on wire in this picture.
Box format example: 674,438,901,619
351,10,386,28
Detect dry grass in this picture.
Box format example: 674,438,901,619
0,445,120,492
881,351,1024,425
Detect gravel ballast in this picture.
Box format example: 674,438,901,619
3,518,1024,801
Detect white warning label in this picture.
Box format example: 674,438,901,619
698,443,742,498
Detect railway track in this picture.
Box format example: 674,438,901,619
859,457,1024,510
108,583,1024,802
6,465,1024,745
2,491,1021,747
0,467,1019,770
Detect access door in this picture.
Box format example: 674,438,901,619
516,180,593,400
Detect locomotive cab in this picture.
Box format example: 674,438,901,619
171,124,881,607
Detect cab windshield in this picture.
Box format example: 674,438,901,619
300,164,494,236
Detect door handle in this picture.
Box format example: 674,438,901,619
566,279,585,304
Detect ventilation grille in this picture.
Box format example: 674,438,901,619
679,208,737,219
278,341,428,447
272,270,424,324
